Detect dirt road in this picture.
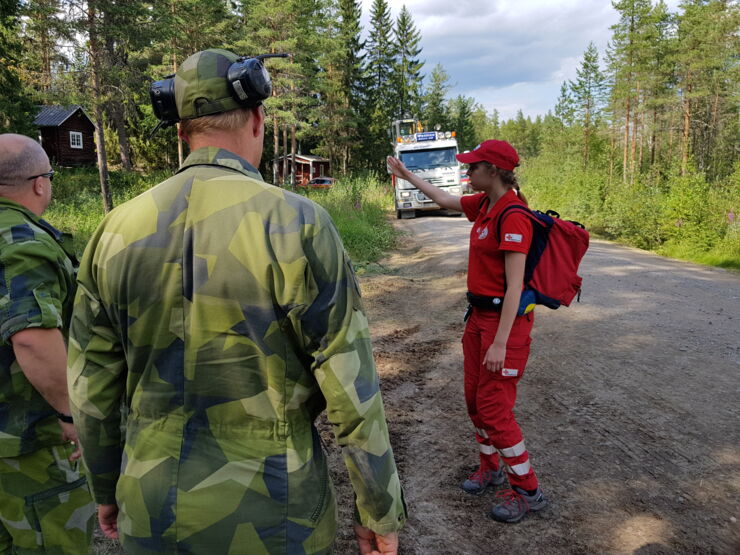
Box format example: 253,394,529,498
325,214,740,554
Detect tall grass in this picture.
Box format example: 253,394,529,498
44,167,399,264
44,167,168,254
295,173,398,265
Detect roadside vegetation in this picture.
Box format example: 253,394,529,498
521,156,740,270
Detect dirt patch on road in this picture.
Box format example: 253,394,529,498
322,218,740,554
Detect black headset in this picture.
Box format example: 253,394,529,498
149,53,288,131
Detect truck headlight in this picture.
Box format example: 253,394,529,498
400,191,411,198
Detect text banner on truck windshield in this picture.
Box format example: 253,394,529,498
415,132,437,142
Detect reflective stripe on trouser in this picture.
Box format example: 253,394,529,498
0,442,95,554
462,308,539,491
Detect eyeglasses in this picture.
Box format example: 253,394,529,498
467,162,491,174
27,170,55,182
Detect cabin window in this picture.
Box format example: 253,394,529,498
70,131,83,149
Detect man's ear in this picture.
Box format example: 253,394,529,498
250,106,265,137
177,124,189,144
31,177,45,196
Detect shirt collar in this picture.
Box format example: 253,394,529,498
0,197,63,240
178,147,264,182
478,189,520,222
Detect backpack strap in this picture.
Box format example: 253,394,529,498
495,203,543,243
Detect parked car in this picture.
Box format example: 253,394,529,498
460,167,472,194
306,176,335,189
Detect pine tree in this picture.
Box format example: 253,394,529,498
392,5,423,120
421,64,451,131
363,0,397,169
233,0,302,184
554,81,576,126
18,0,73,101
676,0,739,178
316,0,364,173
0,0,35,133
569,42,607,166
449,95,476,152
607,0,653,181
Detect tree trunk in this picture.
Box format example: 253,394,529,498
623,95,631,183
630,82,640,180
650,107,658,167
282,125,288,186
681,80,692,176
637,103,644,174
110,102,133,170
291,124,297,188
88,2,112,213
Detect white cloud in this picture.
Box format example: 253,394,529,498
360,0,684,120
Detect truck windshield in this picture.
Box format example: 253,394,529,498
400,148,457,169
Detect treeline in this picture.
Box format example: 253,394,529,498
473,0,739,266
1,0,737,264
0,0,450,180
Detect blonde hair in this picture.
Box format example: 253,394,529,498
180,107,254,136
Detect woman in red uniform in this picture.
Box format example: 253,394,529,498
387,140,547,524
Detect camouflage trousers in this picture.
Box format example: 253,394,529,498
0,443,95,554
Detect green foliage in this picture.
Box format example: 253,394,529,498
0,0,35,133
298,173,397,264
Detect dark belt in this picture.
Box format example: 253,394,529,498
466,292,504,311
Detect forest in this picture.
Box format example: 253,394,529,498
0,0,738,267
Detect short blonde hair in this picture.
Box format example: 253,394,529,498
180,107,254,136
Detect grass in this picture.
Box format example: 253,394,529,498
295,173,398,266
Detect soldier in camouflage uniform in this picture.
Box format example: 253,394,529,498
68,49,406,554
0,134,95,554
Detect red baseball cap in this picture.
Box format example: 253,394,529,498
456,140,520,171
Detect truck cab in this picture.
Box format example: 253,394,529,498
390,120,463,219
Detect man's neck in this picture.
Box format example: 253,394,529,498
187,134,259,168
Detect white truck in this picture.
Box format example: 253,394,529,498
390,119,463,219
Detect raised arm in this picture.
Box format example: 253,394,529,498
386,156,463,212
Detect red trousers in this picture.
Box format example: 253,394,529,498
462,308,539,491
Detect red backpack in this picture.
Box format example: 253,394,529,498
497,205,590,310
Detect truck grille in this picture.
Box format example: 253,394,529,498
427,177,444,184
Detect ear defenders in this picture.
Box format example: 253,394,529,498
149,53,288,131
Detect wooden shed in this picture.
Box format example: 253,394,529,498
276,153,331,186
34,105,97,166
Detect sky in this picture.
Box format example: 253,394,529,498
360,0,683,121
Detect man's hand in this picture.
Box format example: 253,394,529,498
353,524,398,555
58,420,81,461
98,504,119,539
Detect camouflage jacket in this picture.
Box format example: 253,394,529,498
0,198,77,457
68,148,406,553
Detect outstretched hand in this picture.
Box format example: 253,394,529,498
354,523,399,555
386,156,408,179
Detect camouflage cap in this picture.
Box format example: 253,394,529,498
175,49,242,120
